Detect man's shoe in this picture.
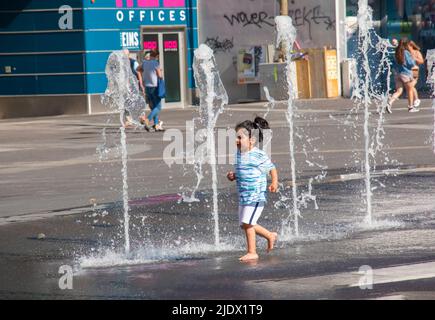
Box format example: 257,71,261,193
408,107,420,113
414,99,421,108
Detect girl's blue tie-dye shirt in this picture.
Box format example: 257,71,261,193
235,147,275,205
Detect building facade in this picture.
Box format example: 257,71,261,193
199,0,340,103
1,1,434,118
0,0,198,118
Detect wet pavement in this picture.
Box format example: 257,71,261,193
1,173,435,299
1,99,435,300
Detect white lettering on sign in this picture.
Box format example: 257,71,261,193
158,11,165,21
170,10,175,22
121,32,140,49
129,10,135,21
116,10,124,22
180,10,186,21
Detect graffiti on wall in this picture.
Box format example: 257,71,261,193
223,11,275,29
221,1,335,43
205,36,234,53
288,5,335,40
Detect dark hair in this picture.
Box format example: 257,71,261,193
408,40,420,51
150,49,159,58
395,38,409,66
235,116,270,143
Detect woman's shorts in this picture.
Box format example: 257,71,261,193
395,73,414,88
238,203,264,226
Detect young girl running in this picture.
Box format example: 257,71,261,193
227,116,278,261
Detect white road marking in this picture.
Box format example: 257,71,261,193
247,261,435,295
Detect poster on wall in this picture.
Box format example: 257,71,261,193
237,46,265,84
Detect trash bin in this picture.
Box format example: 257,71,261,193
259,62,289,101
341,58,356,98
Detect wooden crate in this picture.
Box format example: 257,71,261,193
306,48,327,98
295,58,312,99
304,48,339,98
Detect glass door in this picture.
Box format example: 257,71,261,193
162,33,181,103
141,29,185,105
142,34,159,52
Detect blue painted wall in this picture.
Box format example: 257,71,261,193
0,0,198,96
0,0,85,95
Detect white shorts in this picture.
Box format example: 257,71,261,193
238,203,264,226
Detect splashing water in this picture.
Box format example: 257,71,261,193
352,0,393,225
275,16,300,237
79,242,239,269
96,127,109,161
101,51,147,254
263,86,277,118
101,51,147,128
193,44,228,246
182,119,206,203
427,49,435,154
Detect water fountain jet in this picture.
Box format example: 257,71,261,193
275,15,300,237
193,44,228,246
426,49,435,154
353,0,393,225
101,51,147,254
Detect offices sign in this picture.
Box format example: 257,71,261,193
115,0,186,6
120,31,140,49
115,0,186,23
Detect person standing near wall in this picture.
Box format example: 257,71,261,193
140,50,164,132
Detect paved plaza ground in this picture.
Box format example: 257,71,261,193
1,98,435,300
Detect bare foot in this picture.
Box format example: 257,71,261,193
239,253,259,261
123,121,134,128
267,232,278,253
